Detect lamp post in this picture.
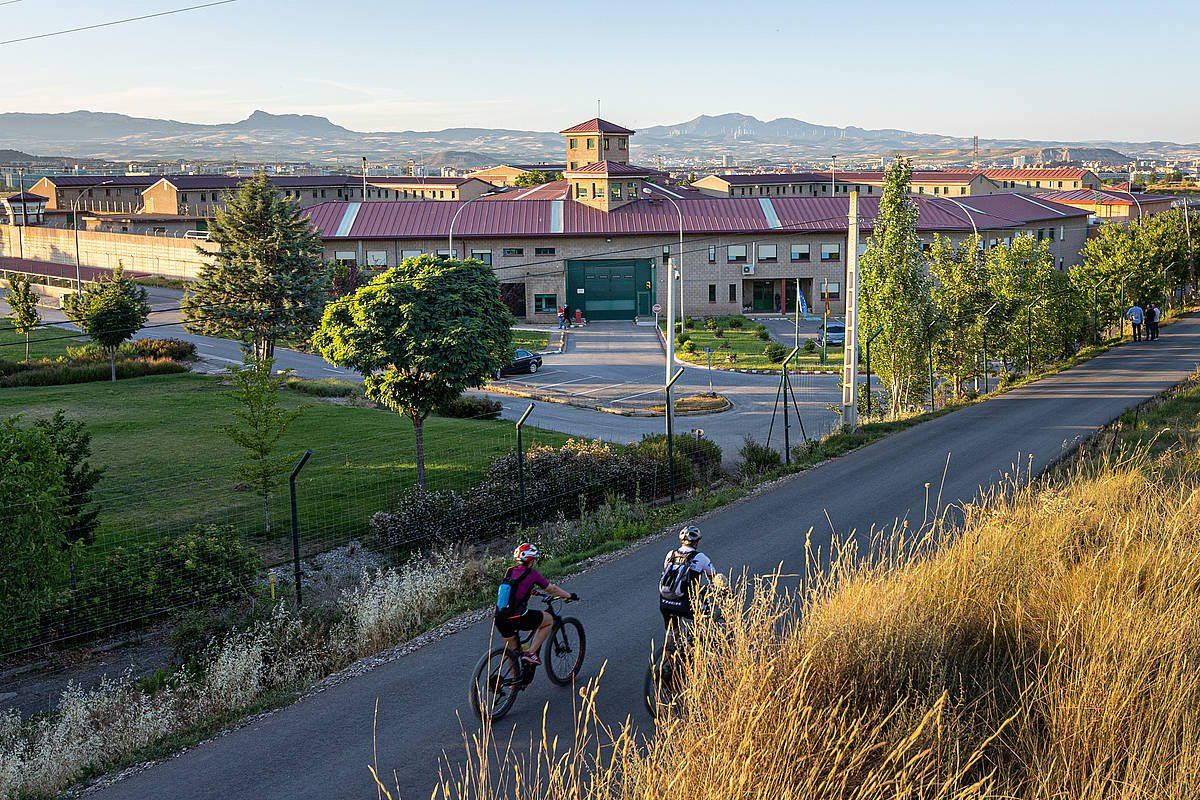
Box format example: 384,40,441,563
72,179,114,292
643,186,685,329
1118,271,1133,340
1026,294,1044,374
863,326,882,417
980,301,1000,394
1091,279,1103,345
447,190,500,259
932,196,979,242
925,317,938,412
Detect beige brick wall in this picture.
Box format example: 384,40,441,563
1,224,216,279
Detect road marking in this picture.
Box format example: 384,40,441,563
201,354,241,364
613,387,663,402
571,380,635,397
494,369,563,384
535,375,599,390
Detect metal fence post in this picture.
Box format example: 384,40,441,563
515,403,534,527
925,319,937,412
288,449,312,607
863,327,882,417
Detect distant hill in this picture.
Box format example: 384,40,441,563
0,109,1192,165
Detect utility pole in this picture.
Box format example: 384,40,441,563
1184,199,1195,297
841,191,860,429
361,156,368,202
820,277,829,364
664,258,682,501
830,155,837,196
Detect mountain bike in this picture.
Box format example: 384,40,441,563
644,593,728,719
469,593,586,721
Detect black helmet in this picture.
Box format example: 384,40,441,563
678,525,701,546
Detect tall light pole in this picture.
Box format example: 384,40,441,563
932,195,979,241
72,179,114,291
643,186,685,328
830,155,837,196
841,190,860,429
447,190,500,258
361,156,368,203
16,167,25,260
663,259,683,502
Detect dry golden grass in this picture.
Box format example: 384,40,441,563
420,383,1200,799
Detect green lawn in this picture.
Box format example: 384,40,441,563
0,321,86,362
512,329,552,352
0,372,568,563
671,321,844,370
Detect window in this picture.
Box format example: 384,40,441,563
729,283,737,302
366,250,388,267
180,193,188,202
757,243,777,262
960,187,967,195
791,244,810,262
569,138,577,149
105,188,111,196
820,282,842,300
611,185,622,200
662,246,671,263
820,243,841,262
592,183,601,198
334,250,357,265
867,186,874,194
534,246,556,256
576,183,586,198
603,137,610,149
312,190,319,199
1057,181,1063,188
708,284,717,303
932,186,939,195
471,249,492,265
503,247,524,257
200,193,207,202
708,245,717,264
587,138,595,149
400,250,422,260
321,190,327,198
436,249,456,259
569,161,578,170
618,138,627,150
534,293,557,314
727,244,747,263
1059,226,1065,241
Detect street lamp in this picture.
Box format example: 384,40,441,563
72,179,114,291
642,186,685,328
447,189,501,258
980,301,1000,394
1026,295,1044,373
931,195,979,241
863,326,883,416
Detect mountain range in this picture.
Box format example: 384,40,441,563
0,110,1192,167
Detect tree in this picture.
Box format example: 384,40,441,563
63,264,150,381
224,357,302,535
6,272,40,363
857,159,935,417
181,173,330,360
0,417,67,650
928,235,988,397
312,256,513,489
33,411,103,586
511,170,563,188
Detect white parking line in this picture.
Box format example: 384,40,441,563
613,386,663,403
571,380,635,397
535,375,599,391
495,369,564,384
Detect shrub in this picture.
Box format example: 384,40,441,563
634,433,723,487
684,316,696,330
763,343,788,363
726,316,745,329
65,338,196,363
285,377,358,398
0,358,186,388
803,338,817,353
436,395,503,420
680,340,697,354
675,333,691,346
705,318,718,332
712,326,725,338
755,326,770,341
370,489,471,551
739,435,782,477
673,322,682,334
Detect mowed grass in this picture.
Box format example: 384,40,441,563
0,373,568,563
671,322,844,370
511,329,551,352
0,321,84,361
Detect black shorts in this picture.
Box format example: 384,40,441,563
494,609,544,639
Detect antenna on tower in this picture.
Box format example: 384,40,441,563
972,135,979,162
597,99,601,118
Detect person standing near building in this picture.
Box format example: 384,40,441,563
557,305,566,330
1147,302,1161,340
1126,302,1145,342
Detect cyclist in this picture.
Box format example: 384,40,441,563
495,543,576,665
658,525,721,632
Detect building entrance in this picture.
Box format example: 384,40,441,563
565,258,654,320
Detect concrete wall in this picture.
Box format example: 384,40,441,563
0,224,216,279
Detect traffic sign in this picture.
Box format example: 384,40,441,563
652,303,662,314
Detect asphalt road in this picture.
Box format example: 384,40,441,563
85,317,1200,800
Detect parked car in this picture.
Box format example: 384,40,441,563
495,349,543,378
816,321,846,347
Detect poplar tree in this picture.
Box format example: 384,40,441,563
6,272,40,363
857,159,934,417
182,173,329,360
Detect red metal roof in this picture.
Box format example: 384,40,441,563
1037,189,1174,206
480,180,572,201
559,118,636,135
367,176,480,187
981,167,1092,181
37,175,161,188
565,161,651,176
305,192,1089,241
715,171,828,186
824,170,979,184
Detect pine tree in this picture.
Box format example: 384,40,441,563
182,173,329,360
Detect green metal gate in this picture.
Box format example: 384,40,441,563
566,259,654,321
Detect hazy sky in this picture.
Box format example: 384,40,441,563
2,0,1197,142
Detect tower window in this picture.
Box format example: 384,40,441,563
587,138,595,149
618,138,627,150
603,137,610,149
569,138,577,148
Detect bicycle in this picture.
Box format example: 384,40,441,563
644,593,729,719
469,592,586,721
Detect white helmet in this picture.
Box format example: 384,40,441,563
678,525,702,546
514,542,540,563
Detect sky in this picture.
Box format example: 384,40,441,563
1,0,1197,143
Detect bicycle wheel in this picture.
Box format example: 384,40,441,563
468,646,520,721
543,617,586,686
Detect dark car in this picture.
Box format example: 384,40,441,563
816,321,846,347
495,348,543,378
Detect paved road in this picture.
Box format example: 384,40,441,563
484,322,841,458
86,318,1200,800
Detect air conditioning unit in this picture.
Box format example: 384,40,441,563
742,264,755,276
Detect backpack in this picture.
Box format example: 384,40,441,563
659,549,700,602
496,566,530,616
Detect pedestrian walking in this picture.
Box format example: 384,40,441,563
1126,303,1144,342
1147,303,1161,340
556,305,566,330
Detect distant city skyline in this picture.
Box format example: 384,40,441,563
1,0,1197,143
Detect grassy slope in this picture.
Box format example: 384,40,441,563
511,330,551,352
0,322,84,361
0,373,567,561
